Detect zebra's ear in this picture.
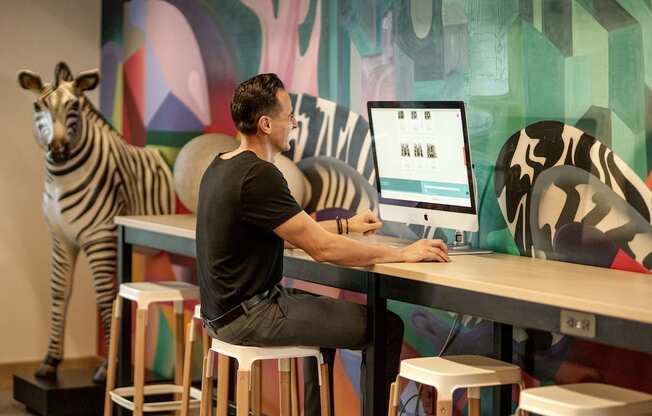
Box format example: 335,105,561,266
74,69,100,92
54,61,73,87
18,70,43,93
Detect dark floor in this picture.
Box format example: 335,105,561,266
0,389,31,415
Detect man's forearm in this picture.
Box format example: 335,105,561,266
317,233,403,266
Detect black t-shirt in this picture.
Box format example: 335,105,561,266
196,151,303,320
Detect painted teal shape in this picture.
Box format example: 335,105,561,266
564,55,592,125
101,0,124,45
609,24,645,134
318,0,350,107
273,0,280,18
153,307,174,378
392,0,446,81
617,0,652,86
465,0,519,96
612,111,647,179
486,228,521,255
146,130,202,149
341,0,384,56
299,0,319,55
210,0,261,80
522,23,565,125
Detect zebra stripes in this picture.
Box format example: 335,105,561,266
19,62,175,373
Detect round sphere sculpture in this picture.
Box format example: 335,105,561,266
274,154,310,208
174,134,310,212
174,134,238,212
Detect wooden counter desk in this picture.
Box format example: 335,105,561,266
113,214,652,415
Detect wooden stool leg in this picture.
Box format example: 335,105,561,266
290,358,299,416
318,362,331,416
174,302,185,413
236,369,250,416
180,320,196,416
216,354,230,416
133,308,148,416
517,381,529,416
103,298,122,416
387,377,400,416
200,351,214,416
251,361,262,415
202,327,210,356
278,359,291,416
436,400,452,416
467,387,480,416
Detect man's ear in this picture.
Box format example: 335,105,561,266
18,70,43,93
258,115,272,134
75,69,100,92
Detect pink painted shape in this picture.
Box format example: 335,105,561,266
124,47,145,121
146,0,210,125
242,0,320,95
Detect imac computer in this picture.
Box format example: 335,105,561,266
367,101,489,253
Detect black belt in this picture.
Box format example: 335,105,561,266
203,286,279,330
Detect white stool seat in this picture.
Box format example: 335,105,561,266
119,281,199,310
400,355,521,394
211,338,323,373
519,383,652,416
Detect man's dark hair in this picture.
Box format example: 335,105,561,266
231,73,285,135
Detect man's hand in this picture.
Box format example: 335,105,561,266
400,239,450,263
348,209,382,235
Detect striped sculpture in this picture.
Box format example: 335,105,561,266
18,62,175,382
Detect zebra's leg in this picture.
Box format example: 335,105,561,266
35,236,79,380
82,236,118,383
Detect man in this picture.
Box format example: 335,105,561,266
196,73,449,415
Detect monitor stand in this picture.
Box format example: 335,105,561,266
448,230,493,255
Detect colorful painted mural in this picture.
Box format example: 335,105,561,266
100,0,652,414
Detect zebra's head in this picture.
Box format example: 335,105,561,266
18,62,99,164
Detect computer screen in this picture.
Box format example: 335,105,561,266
368,101,476,216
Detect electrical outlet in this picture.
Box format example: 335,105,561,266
560,310,596,338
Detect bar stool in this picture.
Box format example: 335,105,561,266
388,355,522,416
516,383,652,415
201,332,331,416
180,304,210,416
104,282,201,416
187,305,301,416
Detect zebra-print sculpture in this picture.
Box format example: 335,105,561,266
18,62,175,382
495,121,652,271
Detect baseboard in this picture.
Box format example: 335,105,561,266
0,356,102,389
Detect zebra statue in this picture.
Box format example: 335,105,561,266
18,62,176,382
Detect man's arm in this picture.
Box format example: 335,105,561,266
317,209,383,235
275,211,449,266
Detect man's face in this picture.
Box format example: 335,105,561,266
268,89,297,152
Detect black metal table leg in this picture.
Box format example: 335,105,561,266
365,272,388,416
493,321,513,415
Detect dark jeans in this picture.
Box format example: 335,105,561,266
207,287,404,416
